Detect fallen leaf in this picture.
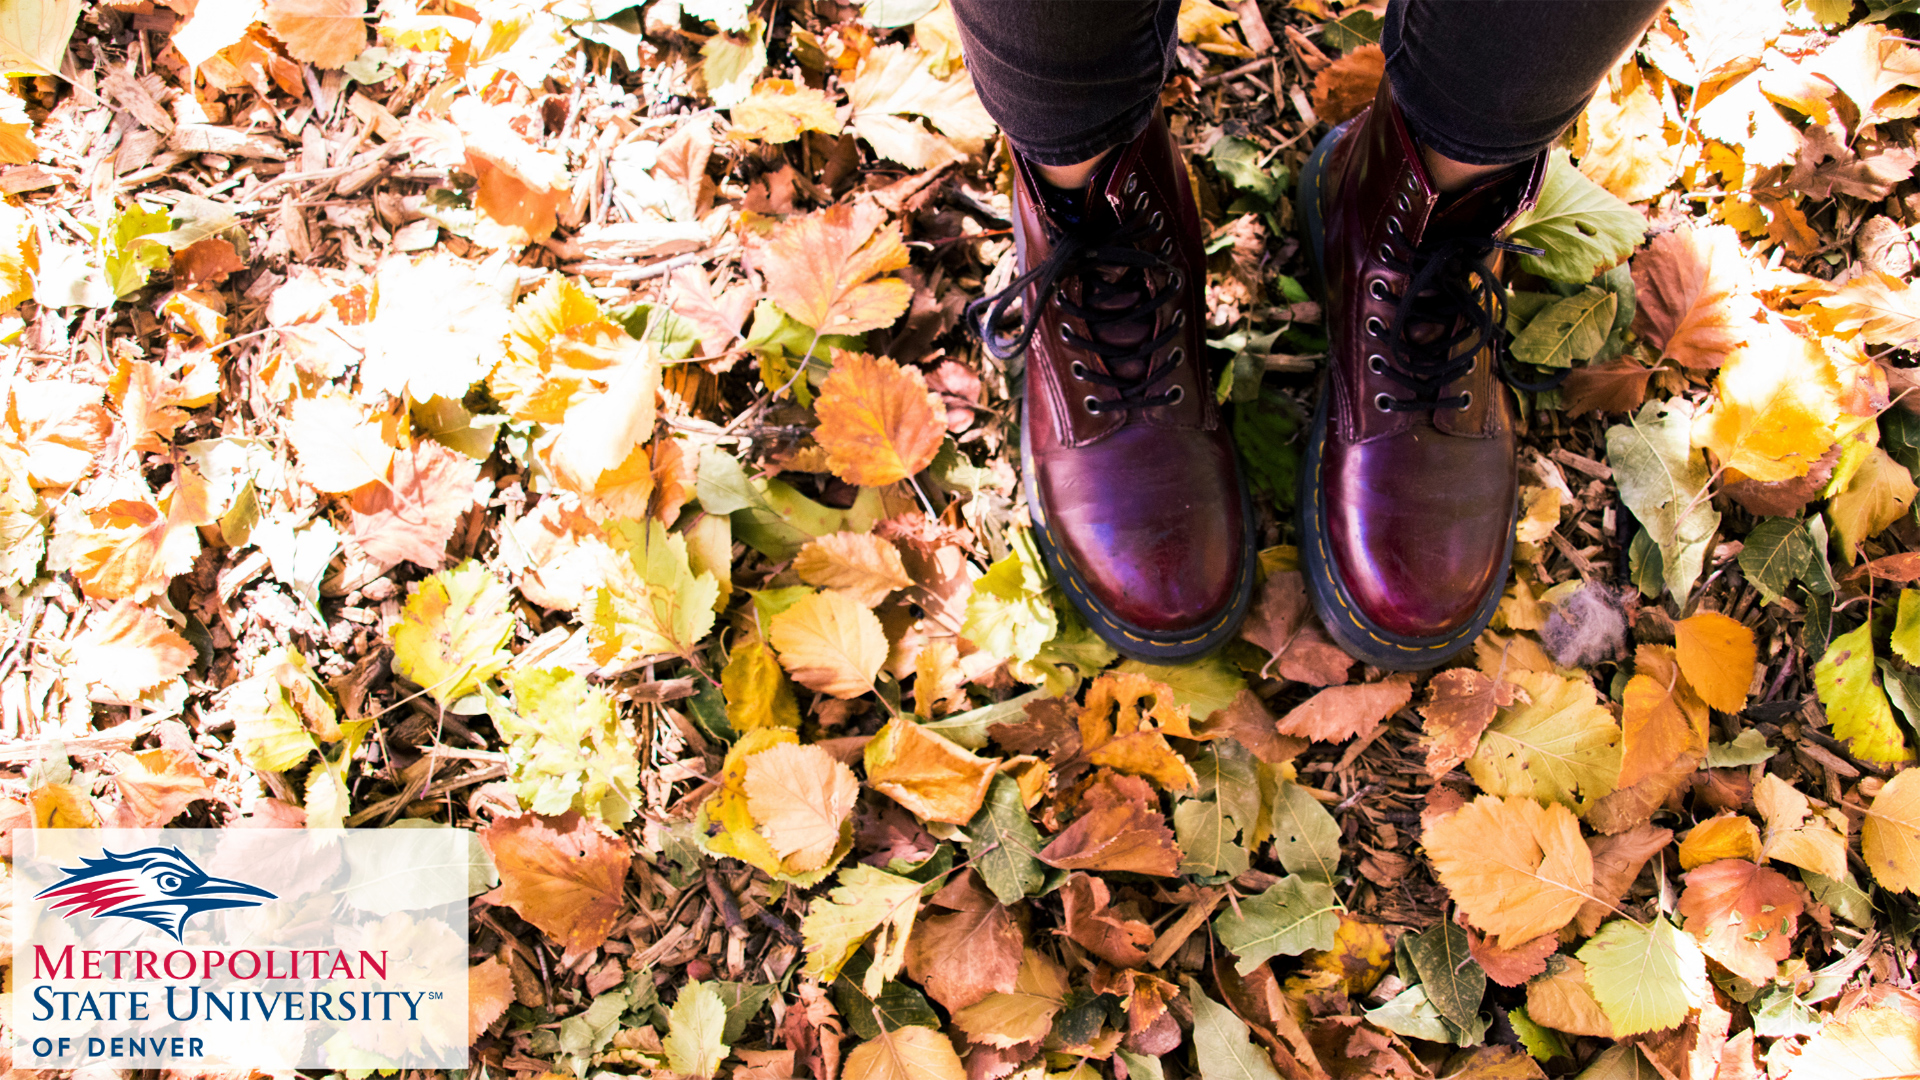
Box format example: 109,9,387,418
1830,446,1917,565
865,716,998,824
1420,668,1522,777
905,892,1022,1014
1814,622,1913,765
110,748,214,828
1755,772,1849,881
801,863,923,995
1423,794,1595,948
263,0,367,68
1039,771,1180,876
347,438,479,570
795,531,914,607
759,205,911,336
590,518,722,665
492,667,641,827
1677,858,1804,984
744,741,860,873
1467,669,1622,813
362,253,509,403
11,379,110,487
1560,357,1654,416
1678,813,1763,870
1575,824,1676,935
1864,767,1920,893
468,957,514,1043
1274,674,1415,743
70,600,193,701
1078,670,1199,790
69,468,215,602
841,1024,966,1080
1310,44,1384,126
770,589,888,698
390,561,515,707
110,355,219,453
1673,610,1757,713
1692,322,1843,483
1466,924,1560,987
1215,873,1341,974
1526,957,1614,1039
1633,224,1759,368
1612,397,1720,603
814,351,945,486
1577,916,1710,1036
285,392,395,494
1778,988,1920,1079
845,42,994,169
1801,270,1920,349
1059,871,1153,968
1239,571,1354,686
481,811,631,964
732,77,843,142
723,636,802,732
1619,644,1710,790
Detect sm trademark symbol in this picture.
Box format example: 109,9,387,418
429,992,444,999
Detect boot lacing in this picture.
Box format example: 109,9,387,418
1368,228,1561,411
969,209,1186,415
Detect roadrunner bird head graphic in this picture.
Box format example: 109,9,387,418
34,846,276,941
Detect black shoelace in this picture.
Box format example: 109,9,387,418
1369,228,1561,411
968,211,1186,414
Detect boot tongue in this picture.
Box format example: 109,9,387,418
1064,153,1156,380
1423,163,1528,241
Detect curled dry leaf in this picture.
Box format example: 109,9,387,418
1039,771,1180,876
1078,670,1199,791
865,716,999,825
1419,668,1522,777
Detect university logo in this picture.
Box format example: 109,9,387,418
33,846,277,942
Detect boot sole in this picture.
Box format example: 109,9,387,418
1020,415,1257,665
1294,121,1509,672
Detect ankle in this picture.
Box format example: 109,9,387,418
1035,147,1114,191
1420,145,1510,197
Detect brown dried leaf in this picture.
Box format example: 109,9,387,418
1039,771,1180,876
1059,871,1154,968
1465,924,1559,988
904,894,1022,1012
1632,224,1759,369
1311,45,1384,126
1240,570,1353,686
347,439,480,570
480,811,631,964
469,957,514,1043
1275,673,1415,743
795,531,914,607
1420,668,1522,777
1575,824,1675,936
1079,671,1198,790
263,0,367,69
1560,357,1653,416
110,748,214,828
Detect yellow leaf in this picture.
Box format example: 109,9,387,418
801,863,923,993
228,646,336,773
1080,670,1199,791
285,393,395,494
1755,772,1850,880
0,198,35,311
795,530,913,607
1525,958,1615,1039
1830,447,1916,565
846,42,995,169
1800,270,1920,349
1176,0,1253,58
1423,794,1595,948
1677,813,1762,870
744,741,860,872
364,253,509,403
1692,321,1843,483
842,1025,967,1080
0,0,80,76
723,636,801,732
864,716,1000,824
732,77,842,142
70,599,194,701
1864,768,1920,893
814,351,945,487
703,728,849,883
1673,610,1756,713
951,949,1070,1049
1577,61,1686,204
590,518,721,665
390,561,515,707
758,205,910,336
264,0,367,69
1809,22,1920,127
769,589,888,698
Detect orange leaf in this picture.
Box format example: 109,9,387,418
1039,771,1180,876
758,203,910,336
1060,871,1154,968
10,380,110,487
1422,794,1594,948
347,439,480,570
1673,610,1757,713
71,468,215,602
1677,858,1804,985
1310,45,1384,126
1419,668,1523,777
1560,356,1654,416
71,599,195,700
1079,671,1198,791
1274,673,1415,743
480,811,631,964
1632,224,1760,369
768,589,888,698
1574,824,1674,936
795,530,913,607
468,957,514,1043
173,237,245,286
1465,923,1559,988
814,351,945,486
263,0,367,69
110,355,219,453
743,741,859,872
110,748,214,828
1619,644,1710,790
1239,571,1353,686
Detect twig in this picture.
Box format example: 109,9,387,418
1197,49,1283,88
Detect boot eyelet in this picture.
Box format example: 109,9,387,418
1396,194,1411,213
1134,192,1149,210
1172,309,1186,327
1169,346,1185,364
1169,268,1183,289
1160,238,1174,255
1377,242,1395,261
1059,324,1074,343
1369,279,1391,300
1166,385,1185,404
1366,316,1385,337
1125,175,1138,194
1457,391,1473,410
1070,361,1088,380
1084,395,1100,411
1150,211,1165,229
1374,393,1394,412
1386,217,1402,235
1367,355,1386,374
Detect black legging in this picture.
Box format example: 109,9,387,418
950,0,1667,167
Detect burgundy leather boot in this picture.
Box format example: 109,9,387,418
971,117,1255,662
1297,80,1548,670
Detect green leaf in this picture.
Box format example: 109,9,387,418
487,668,641,827
1738,517,1818,607
965,774,1046,905
590,518,722,665
1894,590,1920,666
664,980,730,1079
1214,874,1340,974
1606,399,1719,604
712,980,777,1044
1116,654,1246,720
1799,868,1874,928
1404,920,1484,1030
1575,918,1706,1037
1364,984,1455,1043
102,203,173,298
1270,779,1342,884
1174,798,1250,879
1814,623,1914,764
800,865,922,994
962,529,1058,665
1510,288,1616,369
1705,728,1776,768
1117,1049,1166,1080
1507,1006,1568,1061
1210,137,1281,204
1467,670,1621,813
835,952,942,1039
1750,984,1822,1039
559,989,629,1075
1506,149,1645,283
1319,7,1381,50
1232,387,1305,507
1193,740,1262,839
1183,977,1284,1080
389,561,515,707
